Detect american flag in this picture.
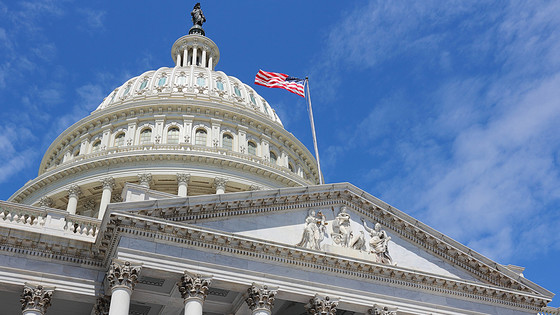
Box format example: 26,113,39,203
254,70,305,97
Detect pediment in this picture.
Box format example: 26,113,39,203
105,182,553,301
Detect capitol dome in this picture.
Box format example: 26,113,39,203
8,32,320,218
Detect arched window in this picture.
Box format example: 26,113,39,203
114,132,125,147
92,140,101,152
222,134,233,150
247,141,257,155
195,128,207,146
197,77,206,86
249,94,256,105
139,79,148,90
289,163,295,173
176,75,186,85
270,151,277,165
158,76,167,87
234,86,241,97
167,127,180,144
140,128,152,144
216,81,224,91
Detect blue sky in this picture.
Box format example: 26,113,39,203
1,0,559,306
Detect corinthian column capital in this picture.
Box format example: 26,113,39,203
304,294,338,315
93,296,110,315
20,284,54,315
106,260,141,291
176,173,191,184
213,177,227,190
245,283,277,312
177,272,212,301
38,196,53,208
101,177,115,190
67,184,82,198
137,173,152,188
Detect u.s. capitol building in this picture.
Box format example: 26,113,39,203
0,5,557,315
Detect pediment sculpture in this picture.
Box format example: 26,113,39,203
296,210,327,250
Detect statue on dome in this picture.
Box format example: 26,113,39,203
191,3,206,27
296,210,327,250
362,218,393,265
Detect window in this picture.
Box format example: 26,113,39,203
73,148,80,157
222,134,233,150
123,85,131,97
270,151,277,164
139,79,148,90
262,102,270,115
247,141,257,155
158,76,167,87
289,163,295,172
92,140,101,152
140,128,152,144
216,81,224,90
114,132,125,147
249,94,256,105
234,86,241,97
197,77,206,86
177,75,186,85
167,127,180,144
195,129,207,146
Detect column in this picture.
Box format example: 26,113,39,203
93,296,110,315
177,173,190,197
201,49,207,68
184,48,189,66
106,260,141,315
304,294,338,315
20,284,54,315
367,304,397,315
245,283,277,315
192,46,198,66
66,184,82,215
98,177,115,219
208,55,213,70
177,272,212,315
138,173,152,188
177,53,182,67
213,177,227,194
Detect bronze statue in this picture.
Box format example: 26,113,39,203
191,3,206,26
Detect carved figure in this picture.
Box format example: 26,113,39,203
350,230,367,252
362,219,393,264
331,206,353,247
191,3,206,26
296,210,327,250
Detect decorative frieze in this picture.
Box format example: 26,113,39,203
304,294,338,315
245,283,277,312
177,272,212,301
20,284,54,315
106,260,141,291
38,196,53,208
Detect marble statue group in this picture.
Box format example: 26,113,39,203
297,206,393,265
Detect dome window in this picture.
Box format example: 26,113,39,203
247,141,257,156
114,132,126,147
123,85,131,97
249,94,256,105
92,140,101,152
222,134,233,150
140,128,152,144
288,163,295,173
176,75,187,85
234,86,242,97
197,77,206,86
195,128,207,146
158,76,167,87
216,81,224,91
270,151,278,165
167,127,180,144
139,79,148,90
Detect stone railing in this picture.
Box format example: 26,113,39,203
539,307,560,315
0,201,100,242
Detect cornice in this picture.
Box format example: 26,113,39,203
100,210,549,312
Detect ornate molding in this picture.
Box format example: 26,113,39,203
93,296,110,315
101,177,115,190
304,294,338,315
137,173,152,188
249,184,262,191
20,284,54,315
176,173,191,185
106,260,141,291
67,184,82,198
245,283,277,312
177,272,212,301
38,196,53,208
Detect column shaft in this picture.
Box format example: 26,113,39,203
98,187,112,219
108,287,131,315
184,298,203,315
67,195,78,214
178,183,188,197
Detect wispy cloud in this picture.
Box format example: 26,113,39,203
318,1,560,262
77,8,106,32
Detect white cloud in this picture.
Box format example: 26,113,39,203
77,8,106,31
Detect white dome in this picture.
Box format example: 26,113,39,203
95,67,282,126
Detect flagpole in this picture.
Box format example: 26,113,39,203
305,77,324,185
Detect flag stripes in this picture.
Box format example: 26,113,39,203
254,70,305,97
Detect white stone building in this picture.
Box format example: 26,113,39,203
0,7,558,315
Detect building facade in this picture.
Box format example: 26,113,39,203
0,7,557,315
